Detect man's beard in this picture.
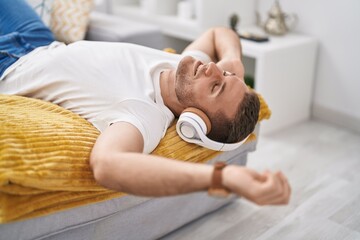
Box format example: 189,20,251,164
175,60,194,106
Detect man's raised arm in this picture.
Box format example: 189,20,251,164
90,122,212,196
183,27,244,77
90,122,291,205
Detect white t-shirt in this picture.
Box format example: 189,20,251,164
0,41,211,153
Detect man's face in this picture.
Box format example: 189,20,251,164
175,56,248,119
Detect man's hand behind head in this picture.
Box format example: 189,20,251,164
216,58,245,79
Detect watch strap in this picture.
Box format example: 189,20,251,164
208,162,231,197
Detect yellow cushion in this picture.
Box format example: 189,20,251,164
50,0,93,43
0,94,270,223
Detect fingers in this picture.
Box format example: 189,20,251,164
224,166,291,206
262,172,290,205
276,171,291,204
250,170,291,206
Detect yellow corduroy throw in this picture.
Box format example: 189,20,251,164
0,93,270,223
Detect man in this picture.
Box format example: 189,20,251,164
0,0,290,205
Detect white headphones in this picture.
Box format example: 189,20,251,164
176,107,249,151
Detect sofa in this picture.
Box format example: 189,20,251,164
0,94,271,240
0,3,271,239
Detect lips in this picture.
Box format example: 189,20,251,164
193,61,203,76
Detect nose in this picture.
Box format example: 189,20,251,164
205,62,222,77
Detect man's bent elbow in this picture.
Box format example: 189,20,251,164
89,152,118,190
90,153,106,184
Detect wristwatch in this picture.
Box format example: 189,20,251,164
208,162,231,198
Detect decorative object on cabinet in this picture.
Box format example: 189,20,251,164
256,0,297,36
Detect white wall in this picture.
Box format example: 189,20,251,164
257,0,360,131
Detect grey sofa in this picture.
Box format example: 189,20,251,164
0,139,257,240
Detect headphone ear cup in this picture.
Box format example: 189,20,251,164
181,107,211,134
176,107,247,151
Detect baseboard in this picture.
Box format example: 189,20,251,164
312,104,360,134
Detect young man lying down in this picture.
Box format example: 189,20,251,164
0,0,290,205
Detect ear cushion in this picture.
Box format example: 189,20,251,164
181,107,211,134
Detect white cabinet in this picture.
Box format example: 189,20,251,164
242,33,318,134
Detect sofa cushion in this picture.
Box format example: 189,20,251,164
50,0,94,43
27,0,94,43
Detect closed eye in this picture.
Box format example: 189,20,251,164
212,83,220,92
218,83,225,96
212,82,225,96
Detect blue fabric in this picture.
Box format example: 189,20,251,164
0,0,55,77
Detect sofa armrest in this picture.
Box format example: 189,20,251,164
85,12,164,49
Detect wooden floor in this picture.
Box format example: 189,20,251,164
161,120,360,240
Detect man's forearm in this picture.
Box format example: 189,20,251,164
91,152,291,205
92,152,213,197
213,27,242,61
182,27,242,62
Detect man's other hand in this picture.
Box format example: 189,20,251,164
223,165,291,205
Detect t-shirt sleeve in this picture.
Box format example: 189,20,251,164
90,100,167,154
181,50,212,63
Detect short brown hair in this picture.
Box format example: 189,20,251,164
207,91,260,143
